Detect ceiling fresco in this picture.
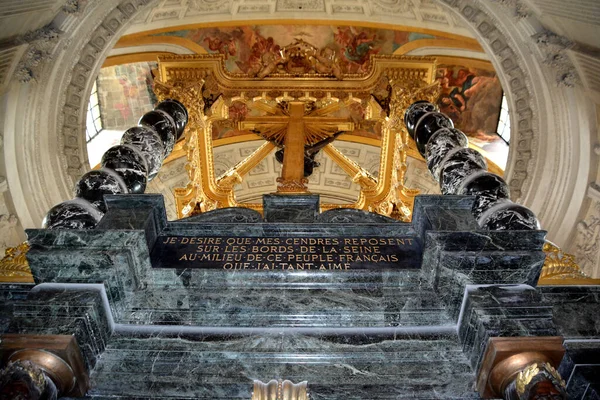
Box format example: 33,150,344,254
152,24,443,74
435,63,504,146
91,23,509,178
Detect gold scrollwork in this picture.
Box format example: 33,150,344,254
0,242,34,283
156,52,438,220
538,242,600,285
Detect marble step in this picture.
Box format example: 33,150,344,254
122,286,451,327
120,269,452,327
86,335,477,399
149,269,427,289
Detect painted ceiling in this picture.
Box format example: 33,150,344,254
103,24,504,136
151,24,443,74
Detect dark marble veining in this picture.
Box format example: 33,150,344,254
120,126,165,181
559,340,600,399
411,195,476,239
101,145,148,194
42,198,104,230
426,127,468,181
74,168,128,213
404,100,541,233
0,284,34,334
458,285,557,370
80,333,477,399
179,207,262,223
5,194,598,399
439,148,487,195
457,171,511,221
478,200,541,230
413,111,454,157
6,284,112,372
263,194,320,223
316,208,400,223
155,99,188,140
138,109,177,157
404,100,438,139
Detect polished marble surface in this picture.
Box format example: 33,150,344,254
3,194,598,398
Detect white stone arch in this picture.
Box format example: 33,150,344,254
1,0,593,249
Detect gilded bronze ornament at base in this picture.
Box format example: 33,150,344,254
7,349,75,394
252,379,309,400
0,359,49,400
476,337,565,399
514,362,566,399
0,334,89,397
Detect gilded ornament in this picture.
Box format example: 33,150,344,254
251,379,309,400
0,242,34,283
515,362,566,398
538,241,600,284
154,51,437,220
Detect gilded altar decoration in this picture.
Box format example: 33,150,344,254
249,39,344,80
515,362,566,399
538,242,600,285
251,379,309,400
153,50,437,220
0,242,34,283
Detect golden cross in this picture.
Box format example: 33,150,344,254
239,101,354,193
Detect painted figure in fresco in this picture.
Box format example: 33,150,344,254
436,66,502,140
309,47,343,79
246,36,283,77
202,28,241,56
334,27,379,73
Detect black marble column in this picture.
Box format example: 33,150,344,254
42,100,188,230
405,101,540,230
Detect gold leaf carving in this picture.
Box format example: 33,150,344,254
155,51,438,220
0,242,34,283
252,379,309,400
538,242,600,284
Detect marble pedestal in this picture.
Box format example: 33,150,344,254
1,195,599,399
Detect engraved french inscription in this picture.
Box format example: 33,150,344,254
151,236,422,270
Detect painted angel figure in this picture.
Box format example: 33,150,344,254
309,47,343,80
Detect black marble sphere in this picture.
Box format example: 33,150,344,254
438,148,487,195
74,168,128,213
101,145,148,194
155,99,188,140
138,109,177,157
457,171,511,220
425,128,468,181
404,101,437,139
121,126,165,181
42,198,103,229
414,112,454,157
479,201,540,230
